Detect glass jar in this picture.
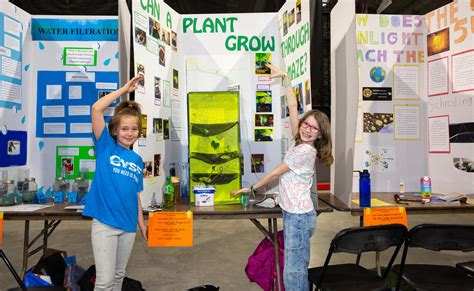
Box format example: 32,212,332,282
72,176,89,202
19,177,38,203
0,180,17,206
53,176,70,202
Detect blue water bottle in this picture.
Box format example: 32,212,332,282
358,169,371,208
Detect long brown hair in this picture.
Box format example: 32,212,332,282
294,109,334,166
108,100,142,142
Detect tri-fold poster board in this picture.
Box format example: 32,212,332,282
350,1,473,196
0,0,312,205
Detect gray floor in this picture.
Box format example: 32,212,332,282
1,211,473,290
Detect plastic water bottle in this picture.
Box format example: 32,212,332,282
162,176,175,209
358,170,371,208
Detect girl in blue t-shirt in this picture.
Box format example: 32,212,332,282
83,75,147,290
232,64,333,291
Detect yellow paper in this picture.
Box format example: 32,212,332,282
352,198,394,207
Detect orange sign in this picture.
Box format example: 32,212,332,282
148,211,193,247
363,207,408,228
0,212,3,246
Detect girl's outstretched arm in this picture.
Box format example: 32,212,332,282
266,63,299,136
91,75,143,139
231,162,290,195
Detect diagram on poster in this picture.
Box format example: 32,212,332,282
363,146,395,172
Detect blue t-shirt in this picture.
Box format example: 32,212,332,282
83,127,144,232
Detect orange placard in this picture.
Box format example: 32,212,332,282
363,207,408,228
148,211,193,247
0,212,3,246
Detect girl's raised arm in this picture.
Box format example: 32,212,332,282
266,63,299,136
91,75,143,139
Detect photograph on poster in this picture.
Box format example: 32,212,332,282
135,27,146,46
255,128,273,142
143,161,153,178
293,83,304,114
453,158,474,173
154,154,161,176
251,154,265,173
163,119,169,140
154,77,161,105
149,17,161,40
171,31,177,51
255,114,274,127
141,114,147,138
7,140,20,155
427,28,449,56
164,29,171,46
137,64,145,87
282,11,288,36
98,90,112,99
152,118,162,134
256,90,272,112
449,122,474,143
173,69,179,89
304,79,311,105
288,8,295,27
159,45,165,66
296,0,302,24
363,113,394,133
255,53,272,75
61,157,74,175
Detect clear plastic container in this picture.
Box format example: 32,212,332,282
0,180,17,206
72,176,89,202
19,177,38,203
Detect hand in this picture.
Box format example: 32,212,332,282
265,63,287,79
123,75,143,93
231,187,251,196
139,223,148,241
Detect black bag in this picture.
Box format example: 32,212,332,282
122,277,145,291
32,249,67,286
78,264,96,291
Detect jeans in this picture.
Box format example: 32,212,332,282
91,219,136,291
283,209,316,291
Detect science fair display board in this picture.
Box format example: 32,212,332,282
132,0,312,204
0,1,119,195
354,1,473,194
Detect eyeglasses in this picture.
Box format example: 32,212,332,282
301,120,320,133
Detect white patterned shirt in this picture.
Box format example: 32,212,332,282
279,143,316,213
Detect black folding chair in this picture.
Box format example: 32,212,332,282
456,261,474,276
1,249,26,289
394,224,474,291
308,224,407,291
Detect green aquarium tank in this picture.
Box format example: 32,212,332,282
188,91,241,205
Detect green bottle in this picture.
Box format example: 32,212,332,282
162,176,174,209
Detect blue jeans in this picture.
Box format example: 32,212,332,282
283,209,316,291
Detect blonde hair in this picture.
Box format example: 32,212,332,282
294,109,334,166
108,101,142,142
